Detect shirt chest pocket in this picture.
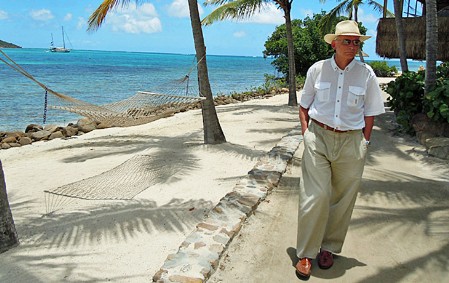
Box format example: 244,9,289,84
347,86,365,107
314,82,331,102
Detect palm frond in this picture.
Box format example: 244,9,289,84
368,0,394,17
319,0,351,34
87,0,133,31
204,0,232,6
202,0,268,26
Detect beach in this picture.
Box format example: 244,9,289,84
2,76,448,282
0,92,299,282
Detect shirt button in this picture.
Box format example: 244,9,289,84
337,100,340,102
336,115,338,117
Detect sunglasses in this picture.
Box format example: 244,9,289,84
335,38,361,46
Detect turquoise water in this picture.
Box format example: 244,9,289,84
0,48,425,132
0,48,278,132
366,59,425,73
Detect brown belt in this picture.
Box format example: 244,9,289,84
311,119,350,133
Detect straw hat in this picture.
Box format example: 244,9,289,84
324,20,371,44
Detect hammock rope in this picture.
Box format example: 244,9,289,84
0,50,206,127
1,50,210,213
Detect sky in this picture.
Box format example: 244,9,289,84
0,0,399,59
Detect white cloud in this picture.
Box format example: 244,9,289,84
168,0,203,18
239,4,284,25
64,13,73,21
233,31,246,38
30,9,54,21
77,17,86,30
107,3,162,34
0,10,8,20
358,8,379,24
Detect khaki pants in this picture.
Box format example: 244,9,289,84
296,120,368,259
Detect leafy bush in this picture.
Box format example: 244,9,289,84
437,62,449,78
263,13,351,77
424,78,449,124
368,61,398,77
385,70,425,134
385,62,449,135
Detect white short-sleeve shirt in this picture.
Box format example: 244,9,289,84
299,56,386,131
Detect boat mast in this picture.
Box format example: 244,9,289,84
61,26,66,49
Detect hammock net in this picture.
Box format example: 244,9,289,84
0,50,205,128
1,50,207,213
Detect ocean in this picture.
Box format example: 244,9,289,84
0,48,424,132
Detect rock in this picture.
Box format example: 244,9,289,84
77,118,97,133
97,122,113,129
2,136,17,143
412,113,449,142
425,137,449,160
18,137,32,146
1,143,11,149
49,131,64,140
43,124,60,133
31,130,52,141
9,143,21,147
25,124,43,133
63,126,78,137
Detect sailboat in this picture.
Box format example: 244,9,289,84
50,26,70,53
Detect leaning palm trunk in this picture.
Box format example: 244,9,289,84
284,6,297,106
188,0,226,144
394,0,409,72
425,0,438,94
0,160,19,253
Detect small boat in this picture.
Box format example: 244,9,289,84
50,26,70,53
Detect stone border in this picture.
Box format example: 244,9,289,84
152,129,303,283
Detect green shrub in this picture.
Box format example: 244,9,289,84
424,78,449,124
437,62,449,78
385,70,425,134
368,61,398,77
385,61,449,135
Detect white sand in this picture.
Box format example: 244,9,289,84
0,93,299,282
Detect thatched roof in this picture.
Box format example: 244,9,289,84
376,17,449,61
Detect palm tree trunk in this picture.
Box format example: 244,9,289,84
353,9,365,63
393,0,409,72
187,0,226,144
284,7,297,106
0,160,19,254
425,0,438,94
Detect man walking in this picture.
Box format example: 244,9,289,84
295,20,385,278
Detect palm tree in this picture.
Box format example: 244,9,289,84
425,0,438,94
87,0,226,144
393,0,409,72
0,160,19,253
202,0,298,106
319,0,393,62
188,0,227,143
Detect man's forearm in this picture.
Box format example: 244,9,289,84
299,106,309,135
363,116,375,140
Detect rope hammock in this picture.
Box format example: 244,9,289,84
0,50,205,127
1,50,208,213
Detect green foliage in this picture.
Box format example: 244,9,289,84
424,78,449,124
367,61,398,77
263,13,339,77
385,71,425,134
385,62,449,135
263,13,368,78
437,62,449,78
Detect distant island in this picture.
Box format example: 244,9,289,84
0,40,21,48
